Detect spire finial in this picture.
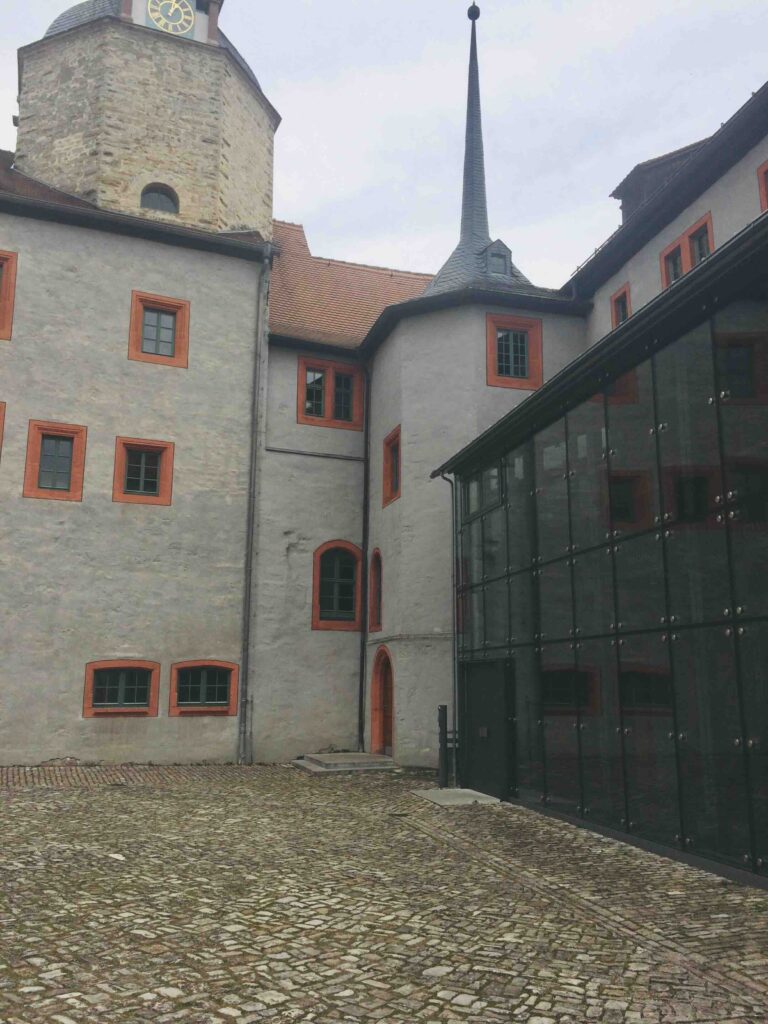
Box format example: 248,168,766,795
468,4,480,20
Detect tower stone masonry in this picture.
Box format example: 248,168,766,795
15,11,279,237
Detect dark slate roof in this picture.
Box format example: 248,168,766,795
43,1,274,112
45,0,120,37
425,7,531,298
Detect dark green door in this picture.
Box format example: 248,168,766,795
460,660,515,800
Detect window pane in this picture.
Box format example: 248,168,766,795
142,308,176,357
333,373,353,422
689,227,710,266
125,450,160,495
497,330,529,378
178,667,231,705
38,435,73,491
390,440,400,494
93,668,150,708
319,549,357,620
665,247,683,283
305,369,325,417
504,445,535,571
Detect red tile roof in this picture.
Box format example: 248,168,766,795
0,150,95,208
269,221,432,349
0,157,431,348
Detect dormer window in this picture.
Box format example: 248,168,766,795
141,184,180,215
489,253,508,275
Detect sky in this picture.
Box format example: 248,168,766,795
1,0,767,286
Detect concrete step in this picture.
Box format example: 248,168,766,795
293,752,397,774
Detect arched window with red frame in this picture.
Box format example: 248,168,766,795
312,540,363,631
369,549,383,632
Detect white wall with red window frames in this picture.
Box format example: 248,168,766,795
0,212,262,765
586,136,768,345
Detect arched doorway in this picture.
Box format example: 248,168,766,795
371,647,394,756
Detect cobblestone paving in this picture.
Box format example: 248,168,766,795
1,765,767,1024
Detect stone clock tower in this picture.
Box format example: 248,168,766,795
14,0,280,238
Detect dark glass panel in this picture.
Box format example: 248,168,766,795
614,533,666,632
463,519,483,586
572,546,615,638
465,474,481,518
665,247,683,284
142,308,176,357
537,559,572,643
664,516,730,625
605,359,660,537
460,660,514,800
736,623,768,873
484,578,509,649
141,186,179,213
535,420,570,563
540,643,581,815
672,627,751,867
497,330,529,379
513,646,545,803
178,667,230,706
509,570,536,646
714,304,768,618
655,323,722,526
462,588,484,652
504,444,535,572
567,397,610,551
619,633,680,845
389,440,400,495
483,464,501,506
482,507,506,580
577,639,625,829
93,668,150,708
689,226,710,265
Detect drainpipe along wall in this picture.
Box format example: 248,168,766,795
238,255,273,764
357,366,372,751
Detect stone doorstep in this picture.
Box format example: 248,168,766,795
292,752,397,774
414,788,500,807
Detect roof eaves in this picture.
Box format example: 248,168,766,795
0,190,273,262
435,211,768,479
568,81,768,296
360,285,591,356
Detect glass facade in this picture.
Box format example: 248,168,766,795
457,288,768,876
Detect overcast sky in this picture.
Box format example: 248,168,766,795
2,0,767,285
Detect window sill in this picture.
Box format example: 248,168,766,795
87,707,155,717
172,706,235,716
312,619,361,632
298,414,364,432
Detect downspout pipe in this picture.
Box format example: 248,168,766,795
440,471,460,787
357,366,372,751
238,254,272,764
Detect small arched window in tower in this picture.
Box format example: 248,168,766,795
141,184,180,215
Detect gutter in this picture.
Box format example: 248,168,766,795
238,256,273,764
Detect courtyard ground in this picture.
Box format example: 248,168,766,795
0,765,767,1024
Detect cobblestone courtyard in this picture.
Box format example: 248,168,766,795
1,766,767,1024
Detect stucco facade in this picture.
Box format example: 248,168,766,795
0,212,264,765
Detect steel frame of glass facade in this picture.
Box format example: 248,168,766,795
451,251,768,878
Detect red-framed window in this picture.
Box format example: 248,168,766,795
0,251,18,341
369,549,383,632
610,283,632,329
758,159,768,213
660,213,714,288
83,660,160,718
169,660,239,717
23,420,88,502
619,665,674,717
541,667,601,717
486,314,543,390
297,356,364,431
113,437,175,506
312,540,363,631
383,426,401,506
128,291,190,368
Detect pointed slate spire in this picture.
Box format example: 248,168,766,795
425,4,531,296
459,3,490,251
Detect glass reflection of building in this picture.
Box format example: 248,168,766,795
451,253,768,877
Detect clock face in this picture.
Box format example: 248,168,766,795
146,0,195,36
